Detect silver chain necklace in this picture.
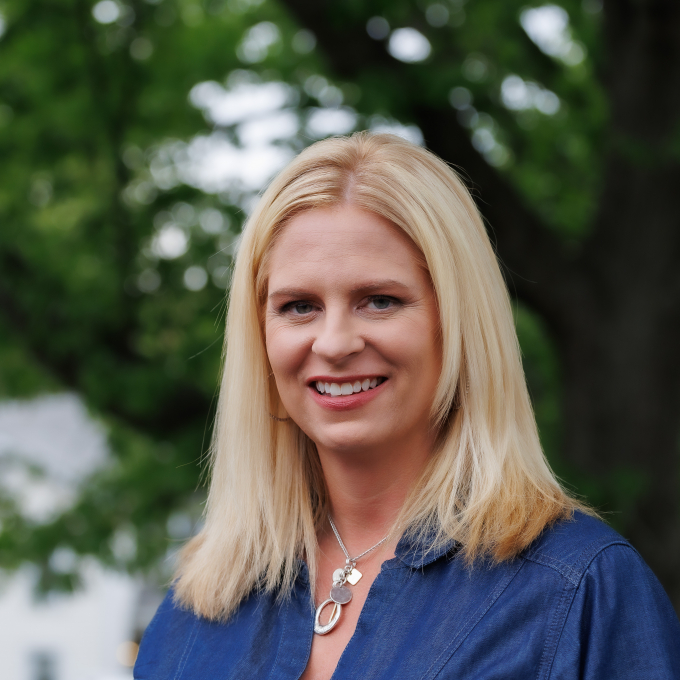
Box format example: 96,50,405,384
313,516,389,635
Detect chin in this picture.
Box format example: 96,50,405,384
307,420,393,455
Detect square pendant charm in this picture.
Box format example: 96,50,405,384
346,568,362,585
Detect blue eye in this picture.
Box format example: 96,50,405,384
292,302,314,314
369,296,393,310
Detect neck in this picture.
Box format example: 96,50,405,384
316,431,433,548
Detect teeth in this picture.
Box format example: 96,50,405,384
314,378,385,396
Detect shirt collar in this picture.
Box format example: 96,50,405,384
394,529,459,568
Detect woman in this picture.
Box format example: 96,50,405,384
134,133,680,679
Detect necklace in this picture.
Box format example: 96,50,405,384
313,516,389,635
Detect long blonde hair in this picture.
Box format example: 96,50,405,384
174,132,579,620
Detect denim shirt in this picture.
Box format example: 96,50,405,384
134,512,680,679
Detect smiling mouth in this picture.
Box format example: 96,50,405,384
313,377,387,397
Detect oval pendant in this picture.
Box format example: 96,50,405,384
314,598,342,635
330,585,352,604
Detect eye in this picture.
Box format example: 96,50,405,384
367,296,396,310
284,301,315,315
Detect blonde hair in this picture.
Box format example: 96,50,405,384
174,132,579,620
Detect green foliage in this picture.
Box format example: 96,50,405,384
514,302,563,460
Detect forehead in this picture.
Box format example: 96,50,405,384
266,205,426,287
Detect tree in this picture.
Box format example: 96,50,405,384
0,0,678,610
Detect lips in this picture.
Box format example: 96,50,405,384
307,376,388,411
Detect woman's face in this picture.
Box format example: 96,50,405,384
265,204,442,457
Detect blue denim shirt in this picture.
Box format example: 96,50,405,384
135,512,680,679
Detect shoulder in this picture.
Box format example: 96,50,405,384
134,582,297,680
520,511,680,679
134,589,199,679
521,509,679,628
522,509,633,586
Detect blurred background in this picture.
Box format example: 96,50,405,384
1,0,679,677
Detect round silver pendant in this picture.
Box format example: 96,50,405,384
330,585,352,604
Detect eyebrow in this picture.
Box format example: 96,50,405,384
268,279,412,300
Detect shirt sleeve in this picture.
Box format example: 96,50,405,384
550,543,680,679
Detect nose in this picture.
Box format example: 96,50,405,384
311,308,365,364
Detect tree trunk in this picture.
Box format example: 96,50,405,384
562,287,680,608
562,0,680,609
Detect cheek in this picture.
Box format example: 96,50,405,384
388,313,440,369
397,312,442,395
423,312,442,368
265,322,309,379
422,329,443,392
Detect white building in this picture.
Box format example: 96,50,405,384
0,395,163,680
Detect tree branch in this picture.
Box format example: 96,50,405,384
414,104,584,333
279,0,581,335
